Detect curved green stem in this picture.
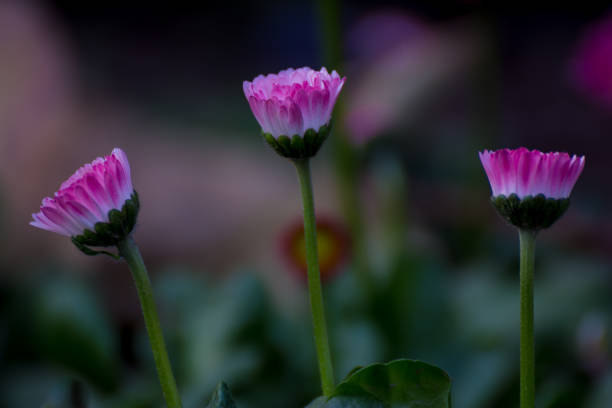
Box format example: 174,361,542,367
293,158,336,396
519,229,536,408
118,236,182,408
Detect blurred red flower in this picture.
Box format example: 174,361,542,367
278,215,350,283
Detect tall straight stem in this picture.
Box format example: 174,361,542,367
316,0,373,294
519,229,536,408
316,0,341,69
118,236,182,408
293,158,335,396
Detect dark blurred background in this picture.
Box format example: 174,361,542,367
1,1,612,407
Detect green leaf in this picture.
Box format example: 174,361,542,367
308,359,452,408
336,359,451,407
207,382,237,408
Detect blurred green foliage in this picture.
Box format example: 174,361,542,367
1,234,611,407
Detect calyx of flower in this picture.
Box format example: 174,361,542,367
491,193,570,231
262,124,331,159
71,191,140,257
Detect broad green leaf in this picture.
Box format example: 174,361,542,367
308,359,451,408
334,359,451,407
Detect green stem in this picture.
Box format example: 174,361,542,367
316,0,374,295
335,144,375,295
118,236,182,408
316,0,342,69
519,229,536,408
293,158,336,396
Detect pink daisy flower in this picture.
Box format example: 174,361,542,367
244,67,346,158
243,67,345,138
479,147,585,230
31,148,136,238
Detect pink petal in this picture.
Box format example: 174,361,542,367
30,148,136,237
243,67,346,138
478,147,585,199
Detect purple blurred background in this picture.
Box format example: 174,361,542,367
2,2,611,275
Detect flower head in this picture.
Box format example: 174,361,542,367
31,148,139,253
243,67,346,158
279,216,350,283
479,148,585,230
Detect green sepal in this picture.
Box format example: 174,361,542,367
277,135,293,157
123,190,140,231
491,193,570,230
108,209,123,234
206,382,237,408
291,134,306,157
71,191,140,257
71,237,120,260
262,123,332,159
